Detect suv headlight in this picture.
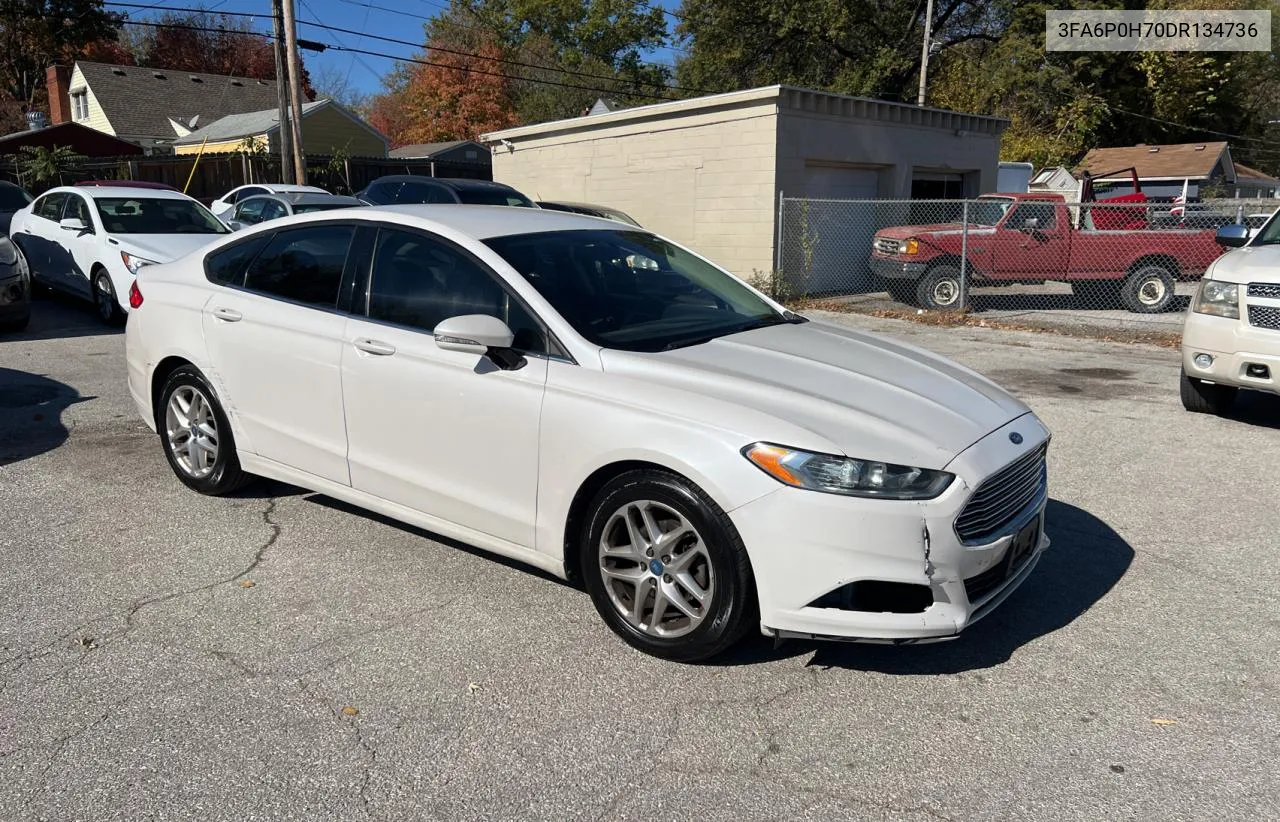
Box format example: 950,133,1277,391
743,443,953,500
1193,279,1239,319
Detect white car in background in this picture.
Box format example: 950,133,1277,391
125,206,1050,662
10,185,229,324
209,183,327,219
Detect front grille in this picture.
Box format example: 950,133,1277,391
1248,305,1280,330
1247,283,1280,299
955,443,1047,543
873,238,900,255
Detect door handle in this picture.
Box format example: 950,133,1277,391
211,307,242,322
353,338,396,356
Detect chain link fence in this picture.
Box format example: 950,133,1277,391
777,195,1271,327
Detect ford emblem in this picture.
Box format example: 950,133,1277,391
1009,432,1024,445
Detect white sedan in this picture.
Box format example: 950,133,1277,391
209,183,327,219
125,206,1050,661
10,185,229,323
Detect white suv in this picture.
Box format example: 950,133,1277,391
1180,221,1280,413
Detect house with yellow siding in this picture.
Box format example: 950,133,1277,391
171,99,387,158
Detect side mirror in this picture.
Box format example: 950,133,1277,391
227,220,246,231
434,314,515,355
1215,223,1250,248
1021,217,1040,231
59,217,87,232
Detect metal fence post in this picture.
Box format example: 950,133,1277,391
775,190,785,278
959,199,969,310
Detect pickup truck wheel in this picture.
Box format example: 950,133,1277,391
1180,368,1237,415
917,265,966,311
1121,265,1175,313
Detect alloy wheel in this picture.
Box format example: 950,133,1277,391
597,499,714,638
165,385,219,478
95,273,116,321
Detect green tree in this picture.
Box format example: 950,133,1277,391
17,144,87,187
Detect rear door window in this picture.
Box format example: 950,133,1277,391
205,234,271,287
35,193,68,221
243,225,356,308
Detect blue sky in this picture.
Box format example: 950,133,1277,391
110,0,683,97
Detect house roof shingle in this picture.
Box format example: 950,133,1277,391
1232,162,1277,183
1074,142,1229,181
388,140,486,159
171,100,327,145
75,61,281,139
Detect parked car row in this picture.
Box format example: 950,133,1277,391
0,175,641,330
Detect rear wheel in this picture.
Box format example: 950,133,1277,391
1180,367,1237,415
581,469,756,662
93,269,125,325
1120,264,1176,313
158,366,253,495
916,265,966,311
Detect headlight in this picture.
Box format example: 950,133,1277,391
902,238,920,255
1192,279,1239,319
0,238,17,267
121,251,158,276
743,443,953,500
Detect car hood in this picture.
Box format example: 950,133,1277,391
599,320,1030,470
1207,244,1280,284
113,233,224,263
875,223,972,239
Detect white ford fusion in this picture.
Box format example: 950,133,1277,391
125,206,1050,662
10,185,228,324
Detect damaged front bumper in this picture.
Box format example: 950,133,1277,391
730,415,1050,643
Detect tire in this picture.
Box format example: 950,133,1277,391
1072,281,1120,308
157,366,253,495
1120,264,1176,313
916,265,966,311
580,469,756,662
1180,367,1237,415
93,269,125,325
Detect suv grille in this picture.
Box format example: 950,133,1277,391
1247,283,1280,299
1248,305,1280,330
955,443,1048,543
873,237,901,255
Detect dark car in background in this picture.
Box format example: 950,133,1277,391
536,200,641,226
0,235,31,332
224,192,365,230
356,176,536,208
0,181,33,235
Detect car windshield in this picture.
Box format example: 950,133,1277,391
484,229,797,353
970,197,1015,226
293,202,359,214
458,188,535,207
0,185,31,210
1251,213,1280,245
95,197,228,234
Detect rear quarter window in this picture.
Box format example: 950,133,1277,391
205,234,271,287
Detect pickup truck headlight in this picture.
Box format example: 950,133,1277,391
120,251,158,276
743,443,953,500
901,238,920,255
1193,280,1239,319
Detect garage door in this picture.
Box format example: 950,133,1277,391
791,166,880,294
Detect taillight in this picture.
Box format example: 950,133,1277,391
128,279,143,309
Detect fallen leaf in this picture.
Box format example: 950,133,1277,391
341,706,359,717
467,682,482,694
240,580,255,588
1150,717,1177,726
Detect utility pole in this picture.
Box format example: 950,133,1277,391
917,0,934,107
281,0,307,183
270,0,294,183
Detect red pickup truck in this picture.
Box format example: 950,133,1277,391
869,193,1224,313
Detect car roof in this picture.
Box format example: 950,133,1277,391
243,183,324,193
266,204,633,239
367,176,519,193
48,185,196,201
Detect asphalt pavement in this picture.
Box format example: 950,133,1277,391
2,295,1278,821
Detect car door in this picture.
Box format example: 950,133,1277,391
201,223,362,485
60,193,100,298
340,225,551,547
18,193,69,289
991,201,1068,280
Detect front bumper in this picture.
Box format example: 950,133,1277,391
1182,310,1280,396
730,415,1050,642
869,256,927,280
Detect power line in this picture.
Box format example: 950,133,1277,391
1106,105,1280,148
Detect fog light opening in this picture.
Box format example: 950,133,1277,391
808,581,934,614
1246,363,1271,380
1194,353,1214,370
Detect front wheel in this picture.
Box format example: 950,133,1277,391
581,469,756,662
158,366,253,495
93,269,125,325
1180,368,1237,415
1121,265,1175,313
916,265,967,311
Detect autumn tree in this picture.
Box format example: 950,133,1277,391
0,0,123,108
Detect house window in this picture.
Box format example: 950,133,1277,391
71,90,89,120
